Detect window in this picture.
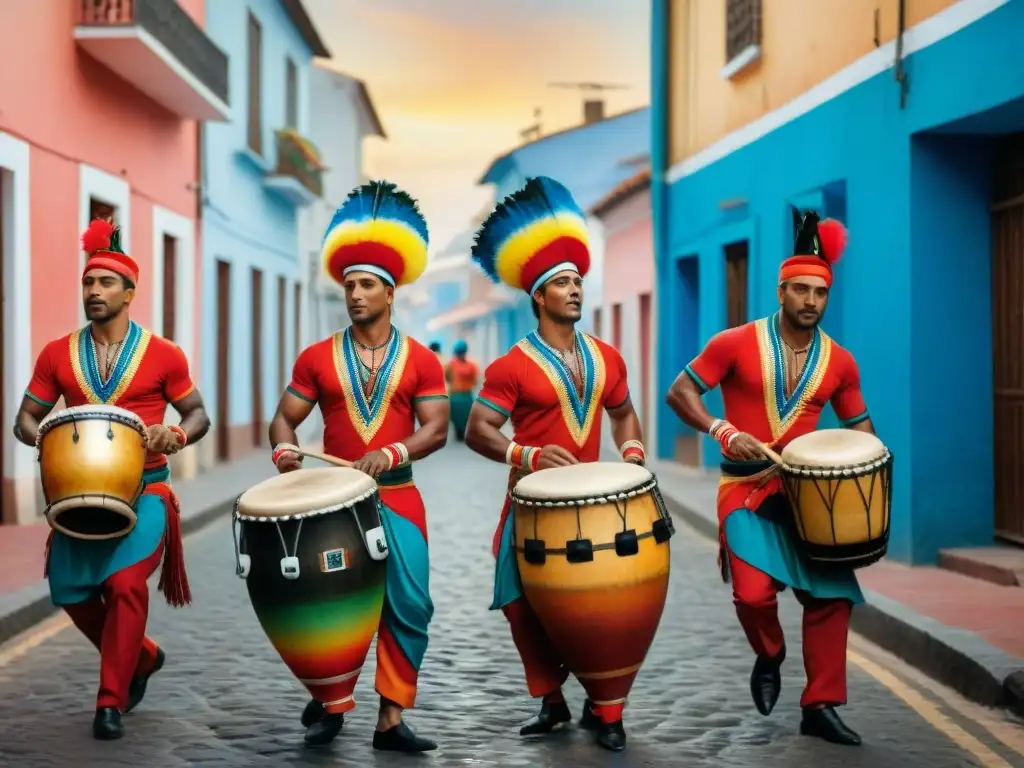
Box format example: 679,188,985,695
251,267,264,446
294,282,302,355
162,234,177,341
593,307,602,339
611,303,622,349
277,276,287,395
285,58,298,128
724,241,748,328
726,0,762,63
247,12,263,154
89,197,116,224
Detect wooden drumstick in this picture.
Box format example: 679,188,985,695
276,442,355,469
758,442,785,467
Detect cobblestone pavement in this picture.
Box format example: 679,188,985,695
0,443,1020,767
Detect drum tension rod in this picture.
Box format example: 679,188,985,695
566,504,594,563
612,500,640,557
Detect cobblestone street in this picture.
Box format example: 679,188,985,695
0,443,1019,767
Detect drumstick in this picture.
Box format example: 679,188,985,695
276,443,355,469
758,443,785,466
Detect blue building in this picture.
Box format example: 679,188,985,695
440,104,651,356
200,0,329,463
650,0,1024,563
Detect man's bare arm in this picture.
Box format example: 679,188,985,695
607,397,643,448
406,398,449,460
847,418,875,435
665,371,717,433
269,392,315,448
465,403,511,463
170,391,211,444
13,396,54,448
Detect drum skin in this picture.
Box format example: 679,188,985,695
241,497,386,712
39,412,146,539
513,489,670,705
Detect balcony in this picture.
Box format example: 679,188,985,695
263,129,324,207
75,0,230,121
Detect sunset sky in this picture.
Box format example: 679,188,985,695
304,0,650,255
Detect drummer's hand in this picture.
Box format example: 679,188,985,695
275,451,302,474
353,450,392,478
536,445,578,470
727,432,768,462
146,425,180,455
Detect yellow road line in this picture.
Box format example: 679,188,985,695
848,649,1015,767
0,613,72,668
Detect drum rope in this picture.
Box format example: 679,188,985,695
231,500,244,574
611,499,628,531
275,518,304,562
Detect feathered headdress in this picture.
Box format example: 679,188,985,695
779,207,848,288
321,180,429,287
471,176,590,295
81,218,139,284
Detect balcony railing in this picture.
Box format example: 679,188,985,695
79,0,229,108
274,129,325,198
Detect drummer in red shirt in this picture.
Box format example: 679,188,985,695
464,176,646,752
666,210,873,746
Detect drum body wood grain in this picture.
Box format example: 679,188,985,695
780,429,893,569
234,468,388,714
37,405,147,540
512,462,674,707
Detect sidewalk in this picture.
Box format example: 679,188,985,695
0,451,279,645
644,457,1024,715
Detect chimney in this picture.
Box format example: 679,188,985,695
584,99,605,124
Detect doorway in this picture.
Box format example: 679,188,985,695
0,170,5,522
674,256,701,466
216,260,230,461
162,234,177,341
724,240,749,328
251,267,264,447
991,134,1024,544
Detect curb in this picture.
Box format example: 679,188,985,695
658,482,1024,715
0,498,236,648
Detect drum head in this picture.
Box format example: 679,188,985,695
781,428,887,468
237,467,378,521
513,462,654,504
38,404,146,436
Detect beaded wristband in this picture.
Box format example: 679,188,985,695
708,419,739,452
272,444,302,468
167,424,188,448
506,441,541,472
619,439,646,465
381,442,410,470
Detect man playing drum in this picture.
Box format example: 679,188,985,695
666,210,872,746
269,181,448,753
464,176,647,752
13,218,210,740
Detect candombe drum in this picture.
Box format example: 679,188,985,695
232,467,390,714
779,428,893,569
511,462,674,709
37,404,148,540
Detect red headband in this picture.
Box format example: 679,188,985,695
778,218,847,288
81,219,139,284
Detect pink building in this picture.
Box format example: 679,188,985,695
0,0,229,524
590,169,658,450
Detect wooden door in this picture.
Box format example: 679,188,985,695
251,268,264,447
216,260,230,461
0,173,5,522
992,134,1024,543
277,276,286,395
724,240,749,328
639,292,652,437
611,303,622,349
162,234,177,341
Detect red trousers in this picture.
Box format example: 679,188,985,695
727,549,851,708
63,544,164,710
502,598,624,723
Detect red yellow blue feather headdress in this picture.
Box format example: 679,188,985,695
471,176,590,295
321,180,429,287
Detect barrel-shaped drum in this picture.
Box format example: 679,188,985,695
511,462,674,708
37,404,148,540
233,467,390,714
780,428,893,569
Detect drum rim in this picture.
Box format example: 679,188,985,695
38,405,147,439
235,485,379,522
783,450,892,478
510,477,658,507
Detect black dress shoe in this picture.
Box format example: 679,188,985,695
125,648,166,713
300,697,325,727
579,699,600,731
800,706,862,746
372,720,437,752
519,700,571,735
304,713,343,746
93,707,123,740
750,644,786,716
596,720,627,752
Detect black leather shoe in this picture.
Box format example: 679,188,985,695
596,719,626,752
372,720,437,752
800,706,861,746
304,713,343,746
92,707,123,740
750,644,786,715
300,697,325,727
125,647,165,713
579,699,600,731
519,700,571,735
